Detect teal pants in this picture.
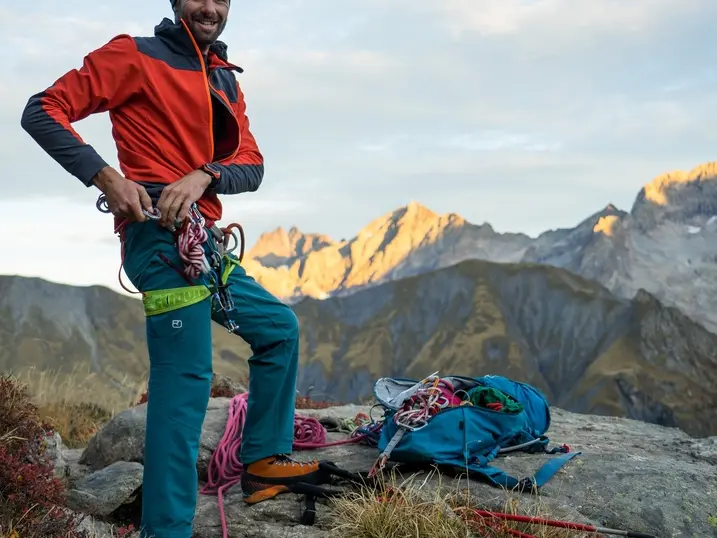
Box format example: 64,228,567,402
121,219,299,538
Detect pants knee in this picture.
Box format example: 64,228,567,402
275,303,299,343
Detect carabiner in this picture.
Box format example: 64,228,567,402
143,207,161,220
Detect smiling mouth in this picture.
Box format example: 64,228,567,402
194,19,219,32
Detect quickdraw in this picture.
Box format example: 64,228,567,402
368,374,450,477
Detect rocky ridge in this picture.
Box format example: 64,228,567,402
53,396,717,538
241,200,533,302
243,162,717,333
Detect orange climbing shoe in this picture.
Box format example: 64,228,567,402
240,455,323,504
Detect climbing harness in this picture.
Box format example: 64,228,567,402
96,194,161,223
95,191,246,334
201,392,382,538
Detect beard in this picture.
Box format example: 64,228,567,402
186,16,227,48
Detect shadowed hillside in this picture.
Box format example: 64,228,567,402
291,260,717,437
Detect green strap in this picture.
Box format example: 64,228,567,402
222,254,240,282
141,254,241,317
142,285,211,317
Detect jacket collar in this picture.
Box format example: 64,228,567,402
154,17,243,72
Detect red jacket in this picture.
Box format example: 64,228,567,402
20,17,264,227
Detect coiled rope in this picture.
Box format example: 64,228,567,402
392,378,452,430
201,392,374,538
175,208,211,279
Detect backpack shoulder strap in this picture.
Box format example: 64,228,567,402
461,450,582,491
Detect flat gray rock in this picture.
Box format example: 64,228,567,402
66,461,144,516
79,405,147,471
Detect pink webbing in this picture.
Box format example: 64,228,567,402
200,392,367,538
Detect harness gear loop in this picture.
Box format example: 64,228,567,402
220,222,245,261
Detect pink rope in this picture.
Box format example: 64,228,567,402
200,392,367,538
177,218,209,279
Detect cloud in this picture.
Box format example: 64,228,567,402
2,0,717,292
418,0,709,39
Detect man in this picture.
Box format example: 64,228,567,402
20,1,323,536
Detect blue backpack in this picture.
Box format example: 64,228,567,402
373,373,581,491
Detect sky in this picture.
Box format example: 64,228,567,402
2,0,717,294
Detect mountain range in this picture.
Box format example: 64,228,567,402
243,162,717,334
2,161,717,437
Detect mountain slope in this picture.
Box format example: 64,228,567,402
291,259,717,437
0,276,252,406
246,226,334,268
522,162,717,332
243,162,717,334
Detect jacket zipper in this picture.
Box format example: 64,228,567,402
181,20,241,164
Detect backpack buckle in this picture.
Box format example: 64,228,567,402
517,477,537,493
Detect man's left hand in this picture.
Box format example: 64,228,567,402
157,169,212,229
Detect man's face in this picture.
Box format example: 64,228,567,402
176,0,229,48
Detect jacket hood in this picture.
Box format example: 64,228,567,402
154,17,242,71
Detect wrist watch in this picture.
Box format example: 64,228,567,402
201,163,221,190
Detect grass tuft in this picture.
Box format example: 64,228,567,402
327,468,599,538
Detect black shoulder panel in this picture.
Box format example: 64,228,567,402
133,36,201,72
211,69,239,103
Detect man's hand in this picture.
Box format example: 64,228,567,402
93,166,152,222
156,169,212,229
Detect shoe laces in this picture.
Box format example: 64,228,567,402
273,454,316,467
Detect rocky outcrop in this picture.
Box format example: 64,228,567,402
60,397,717,538
66,461,144,516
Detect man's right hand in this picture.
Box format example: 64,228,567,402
92,166,153,222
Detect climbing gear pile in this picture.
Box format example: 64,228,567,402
371,372,580,492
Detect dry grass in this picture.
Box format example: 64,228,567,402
14,365,147,413
12,365,147,448
327,468,598,538
328,471,471,538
